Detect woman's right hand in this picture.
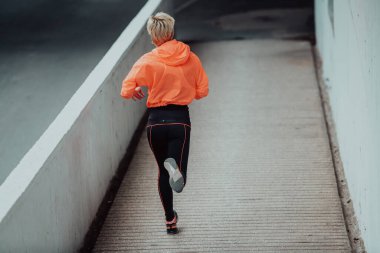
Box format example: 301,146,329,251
132,87,145,101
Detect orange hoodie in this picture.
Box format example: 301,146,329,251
120,39,208,107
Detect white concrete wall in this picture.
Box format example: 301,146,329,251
0,0,172,252
315,1,380,252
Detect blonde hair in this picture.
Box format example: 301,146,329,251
147,12,175,46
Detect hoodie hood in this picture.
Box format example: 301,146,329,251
151,39,190,66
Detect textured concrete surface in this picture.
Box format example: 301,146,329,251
92,40,351,252
0,0,146,185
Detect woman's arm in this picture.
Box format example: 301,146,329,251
121,64,142,99
120,58,150,100
193,54,209,99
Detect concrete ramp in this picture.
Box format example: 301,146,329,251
92,40,351,252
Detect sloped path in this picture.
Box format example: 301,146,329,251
92,40,351,252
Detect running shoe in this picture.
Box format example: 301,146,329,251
166,210,178,234
164,158,185,193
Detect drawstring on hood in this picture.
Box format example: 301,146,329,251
152,39,190,66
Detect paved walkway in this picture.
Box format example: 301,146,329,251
92,40,351,252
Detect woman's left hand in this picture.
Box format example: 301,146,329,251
132,87,145,101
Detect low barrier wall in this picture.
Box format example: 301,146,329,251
0,0,171,252
315,0,380,251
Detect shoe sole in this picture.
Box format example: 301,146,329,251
167,211,179,235
164,158,184,193
167,229,178,235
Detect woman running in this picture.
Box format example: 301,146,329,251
120,12,208,234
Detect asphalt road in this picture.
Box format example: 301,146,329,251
0,0,146,185
173,0,314,41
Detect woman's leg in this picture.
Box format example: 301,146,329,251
167,124,191,185
146,125,175,221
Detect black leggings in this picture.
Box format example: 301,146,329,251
146,105,191,221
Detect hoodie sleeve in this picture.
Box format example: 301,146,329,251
120,57,150,99
193,53,209,100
